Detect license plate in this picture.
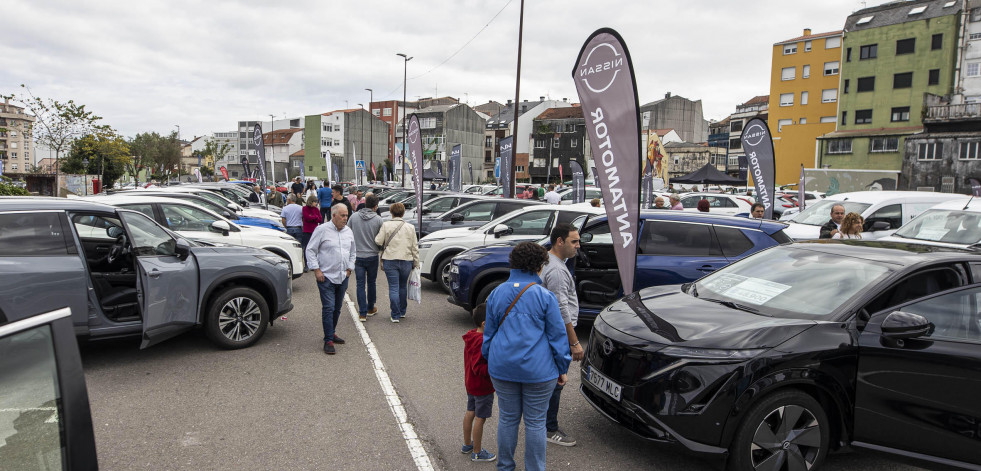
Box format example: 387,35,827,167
587,366,622,401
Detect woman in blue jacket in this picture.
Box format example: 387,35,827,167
482,242,571,471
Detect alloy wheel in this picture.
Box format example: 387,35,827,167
750,405,821,471
440,261,452,292
217,297,263,342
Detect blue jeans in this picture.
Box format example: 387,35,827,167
317,277,349,342
492,377,557,471
286,226,302,243
382,259,412,319
354,256,379,316
546,382,563,432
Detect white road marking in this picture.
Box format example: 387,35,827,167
344,293,435,471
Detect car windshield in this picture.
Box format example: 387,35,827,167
893,209,981,245
694,245,894,318
790,199,871,226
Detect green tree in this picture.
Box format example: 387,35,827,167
200,138,232,172
126,131,180,184
61,130,131,189
14,86,108,178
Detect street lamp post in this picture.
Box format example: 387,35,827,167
358,104,365,186
397,53,413,188
269,114,276,188
365,88,373,182
82,157,89,195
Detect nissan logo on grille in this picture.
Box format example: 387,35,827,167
602,339,615,356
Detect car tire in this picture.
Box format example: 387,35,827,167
474,279,504,308
435,256,455,294
727,390,829,471
205,287,270,349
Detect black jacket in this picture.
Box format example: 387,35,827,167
819,219,838,239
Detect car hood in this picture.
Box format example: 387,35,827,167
239,224,297,241
600,285,816,349
782,222,821,240
422,227,479,241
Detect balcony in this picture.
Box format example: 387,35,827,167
925,103,981,122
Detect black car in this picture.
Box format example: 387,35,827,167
581,240,981,471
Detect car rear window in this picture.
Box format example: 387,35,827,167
770,229,793,244
0,212,72,256
714,226,754,257
639,221,720,256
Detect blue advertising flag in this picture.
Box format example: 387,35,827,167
450,144,462,192
499,136,514,198
740,118,776,220
573,28,641,294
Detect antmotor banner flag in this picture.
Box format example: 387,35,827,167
407,114,424,234
740,117,776,220
570,160,585,204
499,136,514,198
253,124,267,206
573,28,641,295
449,144,462,192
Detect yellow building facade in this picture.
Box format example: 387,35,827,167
768,29,843,185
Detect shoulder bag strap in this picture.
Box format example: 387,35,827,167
500,282,537,325
380,221,406,258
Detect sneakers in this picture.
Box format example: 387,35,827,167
390,317,400,323
367,307,378,316
332,335,346,345
546,430,577,447
471,449,497,462
323,342,336,355
460,444,473,454
359,315,367,322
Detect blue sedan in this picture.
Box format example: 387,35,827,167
448,211,792,320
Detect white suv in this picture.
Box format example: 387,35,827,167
419,204,603,292
85,195,305,278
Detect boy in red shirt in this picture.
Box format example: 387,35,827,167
462,304,497,463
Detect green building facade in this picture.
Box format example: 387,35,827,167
818,0,961,170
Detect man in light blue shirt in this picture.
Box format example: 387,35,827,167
280,194,303,242
306,204,356,355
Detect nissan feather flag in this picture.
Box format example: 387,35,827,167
573,28,641,295
450,144,462,192
970,178,981,197
240,156,251,181
407,114,424,235
570,160,585,204
499,136,514,198
253,123,268,208
740,117,776,220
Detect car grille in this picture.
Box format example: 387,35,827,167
587,329,673,387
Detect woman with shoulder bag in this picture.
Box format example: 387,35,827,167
481,242,571,471
374,202,420,323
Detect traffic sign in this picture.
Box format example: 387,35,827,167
355,160,366,171
494,158,501,179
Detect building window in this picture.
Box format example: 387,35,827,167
777,119,793,132
821,89,837,103
516,165,525,173
800,117,807,124
827,139,852,154
841,111,847,125
784,44,797,55
730,120,743,132
534,138,546,148
779,93,794,106
825,36,841,48
232,171,239,177
820,116,836,123
372,109,380,117
931,33,943,50
846,47,852,62
571,139,577,148
730,138,742,149
855,109,873,124
823,61,839,75
10,163,16,170
896,38,916,55
781,67,796,81
293,160,300,168
419,117,436,129
918,143,943,160
870,137,899,152
383,107,393,116
891,107,910,122
802,64,811,78
485,136,493,147
801,91,809,105
971,7,981,22
970,32,981,40
843,79,850,93
893,72,913,89
552,138,560,148
929,69,941,85
960,142,981,160
860,44,878,59
857,76,875,92
967,62,981,77
804,40,812,52
553,159,560,168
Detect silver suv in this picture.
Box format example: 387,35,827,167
0,198,293,349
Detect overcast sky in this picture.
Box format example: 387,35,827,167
2,0,891,140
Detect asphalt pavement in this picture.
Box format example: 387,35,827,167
81,270,921,470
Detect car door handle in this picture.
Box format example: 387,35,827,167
148,269,162,278
697,265,716,272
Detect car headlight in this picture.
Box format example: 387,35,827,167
419,243,432,248
454,251,488,262
255,254,289,266
291,242,302,248
659,346,766,360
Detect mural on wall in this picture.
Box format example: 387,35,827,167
803,169,898,196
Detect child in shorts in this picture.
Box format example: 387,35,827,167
462,304,496,463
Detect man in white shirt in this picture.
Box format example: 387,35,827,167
306,204,356,355
543,184,562,205
280,194,303,242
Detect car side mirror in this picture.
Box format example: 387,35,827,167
175,238,191,260
211,220,231,236
227,203,237,210
450,213,464,223
881,311,933,340
870,221,891,231
492,224,510,238
580,233,593,243
421,207,431,215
